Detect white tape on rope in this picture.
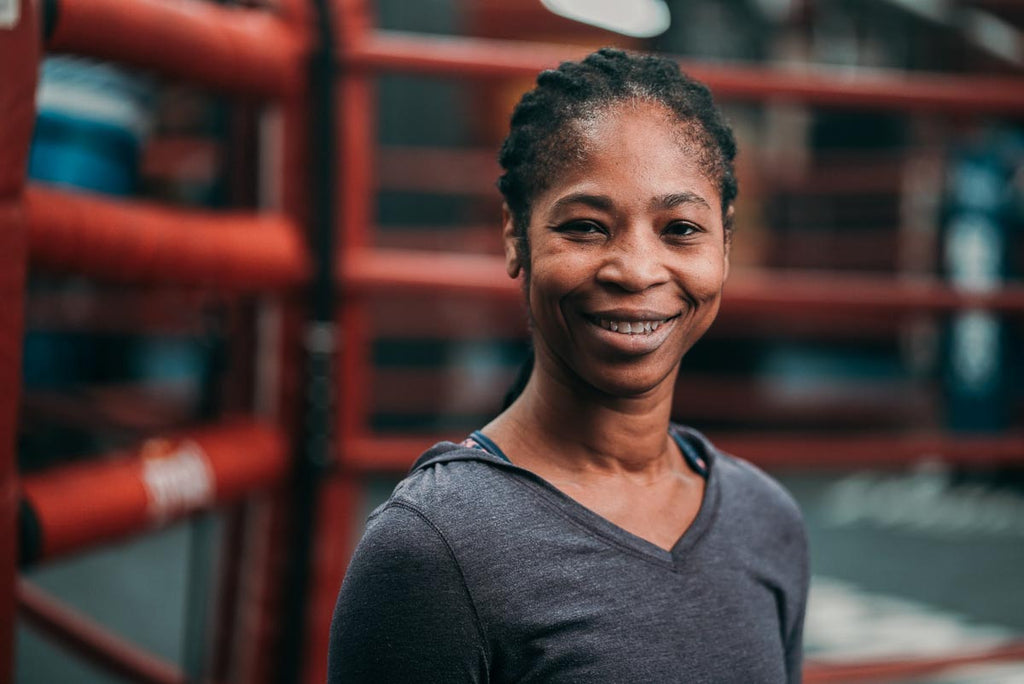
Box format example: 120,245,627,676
0,0,18,29
140,439,216,524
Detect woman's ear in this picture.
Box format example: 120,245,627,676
502,204,522,279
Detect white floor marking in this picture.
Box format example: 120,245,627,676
807,576,1024,683
821,464,1024,538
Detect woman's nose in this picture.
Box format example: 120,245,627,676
595,229,669,292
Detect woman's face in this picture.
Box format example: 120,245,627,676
503,102,730,399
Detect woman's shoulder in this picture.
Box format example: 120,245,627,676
331,446,492,682
368,439,518,534
674,424,808,592
672,423,805,530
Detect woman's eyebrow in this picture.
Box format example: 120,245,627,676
550,192,614,213
650,192,711,211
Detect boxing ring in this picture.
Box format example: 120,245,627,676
3,0,1024,682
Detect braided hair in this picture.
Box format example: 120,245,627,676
497,47,737,272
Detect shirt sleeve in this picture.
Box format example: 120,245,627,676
328,501,490,683
785,594,806,684
785,523,810,684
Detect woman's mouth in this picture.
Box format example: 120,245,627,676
589,315,677,335
577,311,682,357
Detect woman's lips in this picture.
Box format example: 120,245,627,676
591,316,670,334
582,312,680,353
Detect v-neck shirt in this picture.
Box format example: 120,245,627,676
463,428,710,560
329,424,808,683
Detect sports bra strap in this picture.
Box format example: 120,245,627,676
463,430,512,463
462,429,708,478
672,431,709,478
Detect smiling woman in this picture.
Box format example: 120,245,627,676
329,48,808,684
507,103,728,400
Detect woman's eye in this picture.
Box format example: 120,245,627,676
559,220,604,236
664,222,701,238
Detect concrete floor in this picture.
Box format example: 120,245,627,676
17,524,190,684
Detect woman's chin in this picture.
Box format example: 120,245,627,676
573,364,678,402
537,339,682,403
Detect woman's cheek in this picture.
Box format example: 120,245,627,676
532,248,592,289
681,252,728,302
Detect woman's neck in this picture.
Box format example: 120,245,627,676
485,365,680,479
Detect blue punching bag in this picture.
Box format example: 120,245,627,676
942,130,1021,432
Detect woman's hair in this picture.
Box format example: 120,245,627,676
497,47,738,270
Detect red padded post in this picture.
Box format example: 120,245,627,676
48,0,301,98
0,0,39,676
25,185,310,290
300,2,375,682
336,0,376,447
20,421,288,562
227,0,315,680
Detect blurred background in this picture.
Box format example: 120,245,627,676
6,0,1023,682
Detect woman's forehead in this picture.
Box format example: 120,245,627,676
574,100,706,148
541,109,721,205
542,103,717,179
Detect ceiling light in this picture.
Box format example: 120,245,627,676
540,0,671,38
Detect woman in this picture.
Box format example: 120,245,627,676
329,48,808,683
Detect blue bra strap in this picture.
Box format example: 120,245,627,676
671,432,709,478
467,430,512,463
467,430,705,477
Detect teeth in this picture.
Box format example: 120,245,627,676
595,317,669,335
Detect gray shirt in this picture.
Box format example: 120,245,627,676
329,425,808,683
